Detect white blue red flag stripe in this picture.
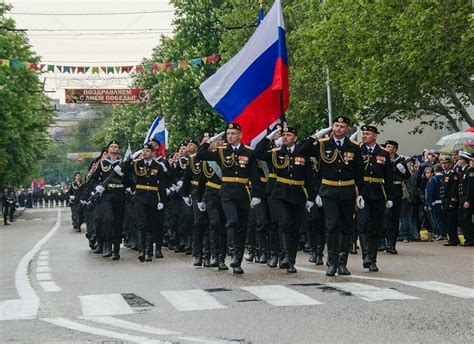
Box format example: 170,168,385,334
200,0,288,144
144,116,168,157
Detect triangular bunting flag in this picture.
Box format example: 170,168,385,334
100,66,107,73
207,54,220,64
29,63,38,71
47,64,55,72
164,63,173,70
192,58,202,66
92,67,99,74
1,59,11,67
57,65,63,72
107,66,114,74
115,66,121,73
179,60,188,68
64,66,71,73
39,64,45,71
84,66,90,73
151,64,158,73
135,65,144,73
201,57,208,64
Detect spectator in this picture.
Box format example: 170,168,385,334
425,165,446,241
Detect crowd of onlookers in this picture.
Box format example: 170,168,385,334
395,149,473,245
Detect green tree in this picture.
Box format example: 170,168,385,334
310,0,473,132
0,3,54,187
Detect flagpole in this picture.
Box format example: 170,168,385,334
322,0,333,126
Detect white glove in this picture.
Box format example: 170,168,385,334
80,200,84,204
312,127,332,140
113,165,123,176
157,202,164,210
197,202,206,212
266,128,281,140
306,201,315,211
386,200,393,209
166,188,171,196
170,184,177,192
274,137,283,147
350,130,360,142
396,163,406,174
315,195,323,207
131,149,142,159
95,185,105,194
182,196,192,207
356,196,365,209
69,195,75,200
176,180,183,188
250,197,261,207
209,131,225,143
125,187,133,194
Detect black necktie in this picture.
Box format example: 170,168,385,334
368,148,373,154
336,140,342,149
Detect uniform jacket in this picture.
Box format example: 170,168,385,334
360,144,393,201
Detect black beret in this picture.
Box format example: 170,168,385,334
282,127,297,135
271,123,283,131
333,116,350,125
142,143,154,150
226,122,241,131
385,140,399,148
361,125,379,134
107,140,120,147
187,139,199,146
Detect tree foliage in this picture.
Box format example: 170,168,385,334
0,3,54,187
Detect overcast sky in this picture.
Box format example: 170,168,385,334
5,0,175,102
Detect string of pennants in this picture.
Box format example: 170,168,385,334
0,54,220,74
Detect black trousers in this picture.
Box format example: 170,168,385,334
443,207,460,244
254,198,270,255
100,193,125,247
273,199,305,263
308,205,325,253
205,188,227,258
357,198,385,262
191,192,210,258
461,207,473,244
321,197,355,236
267,197,281,255
221,198,250,262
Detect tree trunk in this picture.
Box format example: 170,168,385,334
445,86,474,127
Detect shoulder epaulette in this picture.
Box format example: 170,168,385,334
244,145,254,150
319,137,330,142
271,147,282,152
217,145,226,149
379,146,389,152
133,157,143,162
351,140,359,145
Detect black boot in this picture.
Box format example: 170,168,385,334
210,256,218,267
359,234,371,268
337,234,351,276
245,249,256,262
233,266,244,274
256,231,267,264
315,244,324,265
369,262,379,272
308,251,317,263
145,233,153,261
193,256,203,266
279,233,290,269
102,242,112,258
112,243,120,260
325,233,339,276
138,232,145,262
217,254,228,270
230,255,240,268
155,245,164,258
203,257,211,267
267,255,278,268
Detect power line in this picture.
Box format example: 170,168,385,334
10,10,175,16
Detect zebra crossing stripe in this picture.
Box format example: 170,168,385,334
403,281,474,299
79,294,134,316
160,289,227,311
241,285,323,306
80,316,180,335
39,281,61,292
327,283,419,302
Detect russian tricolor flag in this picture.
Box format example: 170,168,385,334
144,116,168,157
200,0,289,145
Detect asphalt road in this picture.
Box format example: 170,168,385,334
0,208,473,343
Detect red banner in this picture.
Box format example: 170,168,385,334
65,89,149,104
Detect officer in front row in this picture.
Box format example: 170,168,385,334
196,123,263,274
255,126,314,273
357,125,393,272
298,116,364,276
122,143,166,261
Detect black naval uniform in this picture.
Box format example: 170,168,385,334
124,158,166,261
459,165,474,245
182,153,210,266
307,157,326,265
298,135,364,276
256,138,314,272
90,158,127,259
67,180,84,232
196,160,228,269
357,143,393,270
196,141,262,273
441,167,460,246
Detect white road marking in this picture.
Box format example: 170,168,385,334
160,289,227,311
37,256,49,261
404,281,474,299
80,316,180,335
328,283,419,302
37,261,49,266
39,250,50,256
297,266,474,299
42,318,163,344
0,210,61,320
79,294,134,316
36,273,52,281
241,285,323,306
32,218,42,221
36,266,50,273
39,281,61,292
